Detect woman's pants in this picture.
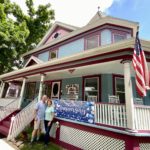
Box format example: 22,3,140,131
44,120,52,145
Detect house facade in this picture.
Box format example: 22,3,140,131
0,12,150,149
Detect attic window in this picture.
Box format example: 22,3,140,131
53,32,59,39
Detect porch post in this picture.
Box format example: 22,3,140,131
0,81,5,98
18,78,26,108
122,60,135,131
38,74,45,101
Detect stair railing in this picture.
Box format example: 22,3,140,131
0,98,19,122
7,99,37,140
0,98,17,107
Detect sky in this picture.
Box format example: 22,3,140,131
11,0,150,40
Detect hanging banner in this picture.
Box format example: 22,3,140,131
54,100,95,124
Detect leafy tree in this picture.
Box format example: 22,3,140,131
0,0,55,74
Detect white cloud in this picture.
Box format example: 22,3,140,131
11,0,119,26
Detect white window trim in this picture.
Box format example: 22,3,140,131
85,35,99,50
84,77,99,101
112,33,126,43
49,50,58,60
115,77,125,96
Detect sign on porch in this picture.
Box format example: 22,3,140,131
54,100,95,124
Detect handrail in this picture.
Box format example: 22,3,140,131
7,99,37,140
4,98,20,108
0,98,18,107
0,98,19,121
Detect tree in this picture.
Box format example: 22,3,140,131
0,0,55,74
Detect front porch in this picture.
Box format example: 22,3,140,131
0,59,150,132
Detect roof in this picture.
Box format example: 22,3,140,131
36,21,79,48
2,38,150,80
23,56,43,68
22,13,139,58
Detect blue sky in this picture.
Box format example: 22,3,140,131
11,0,150,40
107,0,150,40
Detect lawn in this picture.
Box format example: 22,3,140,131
17,125,63,150
21,141,62,150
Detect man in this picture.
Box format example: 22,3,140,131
30,95,47,143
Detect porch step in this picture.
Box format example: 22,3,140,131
0,110,20,137
2,121,10,128
0,125,9,136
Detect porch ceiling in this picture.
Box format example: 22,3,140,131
23,59,139,82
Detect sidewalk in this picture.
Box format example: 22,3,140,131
0,139,17,150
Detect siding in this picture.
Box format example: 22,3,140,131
58,38,84,58
101,74,113,103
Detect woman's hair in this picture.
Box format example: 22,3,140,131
47,99,52,106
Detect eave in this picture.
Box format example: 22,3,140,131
1,38,150,81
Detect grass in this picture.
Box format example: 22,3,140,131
17,125,63,150
21,141,62,150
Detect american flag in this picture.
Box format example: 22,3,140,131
132,32,149,97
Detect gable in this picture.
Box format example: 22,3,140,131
37,21,79,48
24,56,43,68
44,26,71,44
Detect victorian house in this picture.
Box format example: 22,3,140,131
0,11,150,150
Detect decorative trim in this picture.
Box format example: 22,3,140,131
3,49,133,81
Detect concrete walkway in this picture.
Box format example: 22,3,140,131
0,139,16,150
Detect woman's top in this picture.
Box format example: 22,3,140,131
45,106,54,121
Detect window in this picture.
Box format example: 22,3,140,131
38,51,49,62
101,29,111,46
42,82,51,98
115,77,125,103
49,50,57,60
5,83,21,98
84,77,99,102
113,34,126,43
25,82,36,100
85,35,99,50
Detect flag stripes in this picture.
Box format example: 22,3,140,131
132,32,149,97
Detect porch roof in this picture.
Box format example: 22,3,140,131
1,38,150,81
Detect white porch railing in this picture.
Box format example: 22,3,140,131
134,105,150,130
95,103,127,128
0,98,17,107
0,98,19,121
7,99,37,140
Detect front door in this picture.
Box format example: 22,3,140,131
51,81,61,99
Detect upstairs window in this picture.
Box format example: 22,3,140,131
113,34,126,43
85,35,99,50
101,29,111,46
49,50,58,60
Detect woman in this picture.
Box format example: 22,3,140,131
44,98,54,146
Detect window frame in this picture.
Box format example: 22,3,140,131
112,33,126,43
85,34,99,50
49,50,58,60
113,75,125,104
83,75,100,102
25,82,36,100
